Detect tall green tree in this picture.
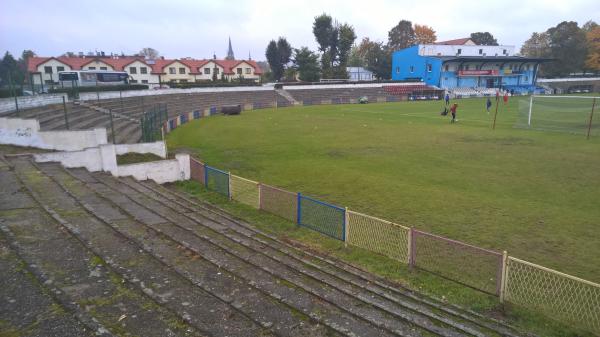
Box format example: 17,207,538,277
387,20,415,51
293,47,321,82
312,13,356,79
470,32,499,45
0,52,20,86
544,21,588,76
520,32,550,58
265,37,292,81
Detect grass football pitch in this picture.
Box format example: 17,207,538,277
167,96,600,283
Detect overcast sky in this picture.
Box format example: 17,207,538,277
1,0,598,61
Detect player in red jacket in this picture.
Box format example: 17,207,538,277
450,103,458,123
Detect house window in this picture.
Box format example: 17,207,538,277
179,79,188,83
100,67,107,70
204,68,211,74
88,67,96,70
409,66,414,73
179,67,186,74
44,66,53,74
503,49,507,55
245,68,251,74
129,67,137,74
141,80,148,84
427,64,432,72
140,67,147,74
214,68,220,74
169,67,176,74
57,66,65,72
444,65,449,71
236,68,242,74
479,49,483,55
395,67,400,74
457,49,462,55
130,79,138,84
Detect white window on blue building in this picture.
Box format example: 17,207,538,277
396,67,400,74
409,66,414,73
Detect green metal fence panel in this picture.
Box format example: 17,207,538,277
298,194,345,241
205,165,229,197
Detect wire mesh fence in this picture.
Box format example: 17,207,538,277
411,229,503,295
347,211,409,263
190,158,205,185
298,194,345,241
205,165,229,197
505,257,600,334
230,174,259,208
258,183,297,222
140,103,168,142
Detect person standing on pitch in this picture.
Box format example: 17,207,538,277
450,103,458,123
503,91,509,105
445,92,450,106
486,97,492,113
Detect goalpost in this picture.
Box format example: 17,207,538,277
518,95,598,139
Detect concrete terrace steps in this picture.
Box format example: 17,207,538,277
0,161,204,337
79,163,521,337
149,180,525,337
4,158,271,337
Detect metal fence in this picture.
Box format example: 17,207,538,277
205,165,229,197
258,183,297,222
504,257,600,334
230,174,259,208
140,103,168,142
298,194,345,241
411,229,504,295
190,158,205,185
347,211,409,263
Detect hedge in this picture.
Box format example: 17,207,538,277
0,87,24,98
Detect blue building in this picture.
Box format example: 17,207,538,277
391,40,550,94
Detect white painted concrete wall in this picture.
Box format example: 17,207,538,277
0,94,68,115
283,82,423,90
0,117,107,151
33,143,188,184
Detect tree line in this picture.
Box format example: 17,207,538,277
266,16,599,82
520,20,599,77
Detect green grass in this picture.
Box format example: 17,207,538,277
167,98,600,283
116,152,163,165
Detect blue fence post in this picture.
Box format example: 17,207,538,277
203,163,208,188
296,192,302,225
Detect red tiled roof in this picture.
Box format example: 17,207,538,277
27,56,263,75
435,38,474,45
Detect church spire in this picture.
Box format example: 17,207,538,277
226,36,235,60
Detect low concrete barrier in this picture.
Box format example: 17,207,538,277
0,117,107,151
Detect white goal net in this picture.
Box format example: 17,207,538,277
517,95,598,137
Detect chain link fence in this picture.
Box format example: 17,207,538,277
230,174,259,208
258,183,297,222
140,103,168,142
504,257,600,334
205,165,229,197
411,229,503,295
347,211,409,263
190,158,205,185
298,194,345,241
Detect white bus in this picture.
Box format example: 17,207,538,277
58,70,130,87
